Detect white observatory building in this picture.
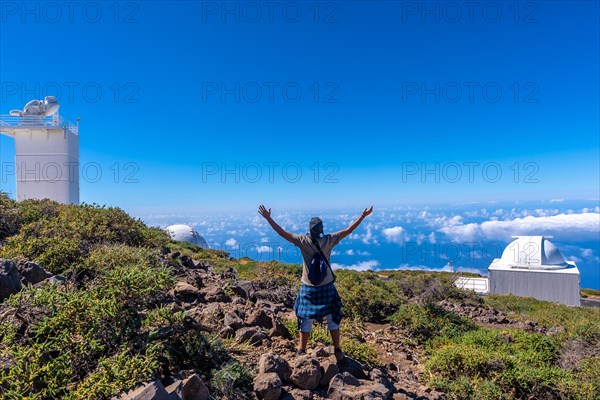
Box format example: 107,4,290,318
454,236,581,306
488,236,580,306
0,97,79,204
166,224,209,249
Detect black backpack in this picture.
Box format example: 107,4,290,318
308,237,336,285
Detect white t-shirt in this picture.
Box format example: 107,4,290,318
289,231,343,286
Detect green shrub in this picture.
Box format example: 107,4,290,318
341,339,379,366
68,351,156,400
425,326,593,400
335,270,407,323
234,260,301,288
210,361,254,400
576,356,600,398
429,376,475,400
509,330,559,367
427,343,507,378
0,244,175,399
389,304,476,345
485,295,600,333
473,380,512,400
0,340,74,399
0,201,168,274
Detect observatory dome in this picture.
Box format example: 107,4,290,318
166,224,209,249
498,236,568,270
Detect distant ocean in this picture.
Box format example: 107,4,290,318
138,201,600,290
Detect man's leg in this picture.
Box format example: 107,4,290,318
298,317,312,352
329,328,340,349
298,331,310,351
326,314,344,360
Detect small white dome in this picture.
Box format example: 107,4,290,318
166,224,209,249
498,236,568,270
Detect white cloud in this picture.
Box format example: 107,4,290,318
428,232,437,244
439,222,481,242
331,260,380,271
255,245,272,253
225,238,238,249
345,249,355,255
260,237,270,243
349,223,378,245
357,250,370,256
581,248,593,258
427,215,463,228
382,226,409,244
438,213,600,243
394,263,487,275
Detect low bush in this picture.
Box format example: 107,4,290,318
485,295,600,333
388,304,476,345
0,242,175,399
335,270,407,323
0,199,170,275
210,361,254,400
425,327,597,399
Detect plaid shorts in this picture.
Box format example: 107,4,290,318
293,281,342,330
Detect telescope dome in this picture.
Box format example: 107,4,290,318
498,236,568,270
166,224,209,249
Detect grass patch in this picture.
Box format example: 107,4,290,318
425,327,598,399
485,295,600,333
388,304,476,346
581,288,600,298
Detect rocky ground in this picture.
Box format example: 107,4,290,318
0,250,588,400
104,250,447,400
108,251,534,400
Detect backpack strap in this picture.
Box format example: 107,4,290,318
311,236,336,282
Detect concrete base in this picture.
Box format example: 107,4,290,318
488,260,580,306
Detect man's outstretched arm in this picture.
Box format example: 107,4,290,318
258,204,294,243
338,206,373,240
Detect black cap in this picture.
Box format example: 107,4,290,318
309,217,323,236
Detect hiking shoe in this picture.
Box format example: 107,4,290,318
334,347,345,361
296,348,306,356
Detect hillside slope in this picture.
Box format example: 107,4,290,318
1,195,598,400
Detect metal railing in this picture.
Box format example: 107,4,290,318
0,114,78,135
453,276,489,293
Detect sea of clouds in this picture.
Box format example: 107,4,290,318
138,200,600,289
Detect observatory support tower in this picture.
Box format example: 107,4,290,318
0,97,79,204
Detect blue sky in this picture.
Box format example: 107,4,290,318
1,2,598,288
1,1,598,213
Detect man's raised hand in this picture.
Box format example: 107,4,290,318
362,206,374,218
258,205,271,220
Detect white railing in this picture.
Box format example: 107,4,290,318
453,277,489,294
0,114,78,135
